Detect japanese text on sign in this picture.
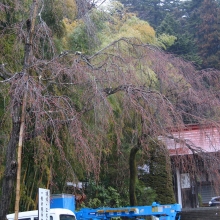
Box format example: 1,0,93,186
38,188,50,220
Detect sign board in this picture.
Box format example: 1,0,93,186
180,173,191,189
38,188,50,220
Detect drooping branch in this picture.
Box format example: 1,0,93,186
165,134,203,155
75,0,99,49
0,64,12,80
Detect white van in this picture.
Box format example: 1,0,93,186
7,208,76,220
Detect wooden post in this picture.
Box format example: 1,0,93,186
14,0,39,219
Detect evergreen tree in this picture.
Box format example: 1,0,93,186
157,13,201,64
161,0,182,13
182,0,203,36
118,0,165,28
143,140,176,204
196,0,220,69
157,13,180,36
118,0,188,28
118,0,202,64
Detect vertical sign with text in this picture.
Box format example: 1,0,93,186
38,188,50,220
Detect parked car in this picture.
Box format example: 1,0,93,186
209,196,220,206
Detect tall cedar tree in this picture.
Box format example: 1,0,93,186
118,0,164,27
118,0,185,28
196,0,220,69
157,14,201,64
118,0,202,64
141,140,175,204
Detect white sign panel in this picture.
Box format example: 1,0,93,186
38,188,50,220
180,173,191,189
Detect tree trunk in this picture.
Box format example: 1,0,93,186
0,103,21,220
129,145,139,206
0,1,39,219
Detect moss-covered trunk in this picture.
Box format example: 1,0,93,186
129,145,139,206
0,103,21,220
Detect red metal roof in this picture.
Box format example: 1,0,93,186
160,126,220,156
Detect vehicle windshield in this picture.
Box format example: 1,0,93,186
60,214,76,220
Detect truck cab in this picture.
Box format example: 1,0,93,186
6,208,76,220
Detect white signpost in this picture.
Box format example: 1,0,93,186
38,188,50,220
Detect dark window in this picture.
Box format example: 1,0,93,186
19,218,31,220
60,215,76,220
34,216,53,220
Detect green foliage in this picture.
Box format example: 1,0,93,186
67,8,107,53
41,0,66,38
119,16,156,43
84,181,124,208
53,37,64,54
0,0,21,27
20,184,35,211
157,13,202,64
0,34,24,71
86,198,102,209
2,0,220,213
118,0,184,28
168,33,202,65
99,15,156,49
156,33,177,50
68,22,92,53
118,0,164,28
116,0,202,65
195,0,220,69
135,182,157,206
157,13,179,36
198,193,202,207
67,2,157,53
90,10,107,33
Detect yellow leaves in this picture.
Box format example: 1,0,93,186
132,23,155,43
63,18,79,35
100,15,156,49
119,17,156,44
156,33,177,50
